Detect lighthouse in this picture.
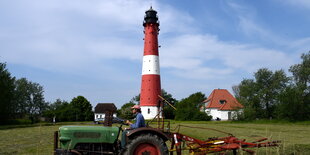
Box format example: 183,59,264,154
140,7,161,119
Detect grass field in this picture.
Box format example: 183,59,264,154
0,121,309,155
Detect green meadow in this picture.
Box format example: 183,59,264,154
0,121,309,155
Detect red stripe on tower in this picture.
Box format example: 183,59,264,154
140,7,161,119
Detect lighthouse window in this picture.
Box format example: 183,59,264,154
148,108,150,114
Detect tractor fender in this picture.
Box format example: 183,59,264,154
126,127,170,142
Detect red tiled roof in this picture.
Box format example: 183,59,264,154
204,89,243,111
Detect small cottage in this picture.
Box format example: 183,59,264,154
94,103,117,123
204,89,243,120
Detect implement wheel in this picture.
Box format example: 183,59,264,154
124,134,168,155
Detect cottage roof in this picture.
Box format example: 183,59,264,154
204,89,243,110
94,103,117,113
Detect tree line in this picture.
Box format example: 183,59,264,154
118,51,310,122
117,90,212,121
233,51,310,121
0,63,47,124
43,96,93,122
0,62,93,124
1,51,309,123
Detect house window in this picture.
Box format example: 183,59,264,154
219,100,226,104
148,108,150,114
228,112,232,120
206,110,210,114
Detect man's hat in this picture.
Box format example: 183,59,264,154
131,105,141,109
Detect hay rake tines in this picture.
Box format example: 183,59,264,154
169,129,280,154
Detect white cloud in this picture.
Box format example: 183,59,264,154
156,4,195,34
172,67,233,80
160,34,293,80
290,37,310,52
0,0,299,77
225,1,289,46
281,0,310,9
0,0,196,73
0,0,306,106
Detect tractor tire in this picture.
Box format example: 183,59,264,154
123,134,168,155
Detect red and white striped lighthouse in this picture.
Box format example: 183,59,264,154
140,7,161,119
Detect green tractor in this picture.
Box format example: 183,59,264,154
54,104,170,155
54,103,280,155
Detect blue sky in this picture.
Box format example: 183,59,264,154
1,0,310,108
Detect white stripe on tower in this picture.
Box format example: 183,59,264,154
142,55,160,75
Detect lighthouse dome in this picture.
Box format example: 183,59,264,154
143,7,159,26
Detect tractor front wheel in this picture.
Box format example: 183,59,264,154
124,134,168,155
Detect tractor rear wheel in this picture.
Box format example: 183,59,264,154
123,134,168,155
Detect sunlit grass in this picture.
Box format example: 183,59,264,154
0,121,309,154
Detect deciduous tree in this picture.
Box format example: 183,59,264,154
175,92,211,121
0,63,16,122
15,78,47,123
161,89,178,119
70,96,93,121
278,51,310,121
117,102,135,119
235,68,289,120
289,51,310,89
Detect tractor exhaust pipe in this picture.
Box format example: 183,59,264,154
54,131,58,155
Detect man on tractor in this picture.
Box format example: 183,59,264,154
121,105,145,149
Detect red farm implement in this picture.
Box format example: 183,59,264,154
144,118,280,155
167,125,280,154
155,96,281,155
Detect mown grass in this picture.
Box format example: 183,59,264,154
0,122,91,155
167,122,310,154
0,121,309,154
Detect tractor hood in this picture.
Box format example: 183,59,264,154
58,126,119,149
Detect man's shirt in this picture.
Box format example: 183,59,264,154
130,113,145,129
